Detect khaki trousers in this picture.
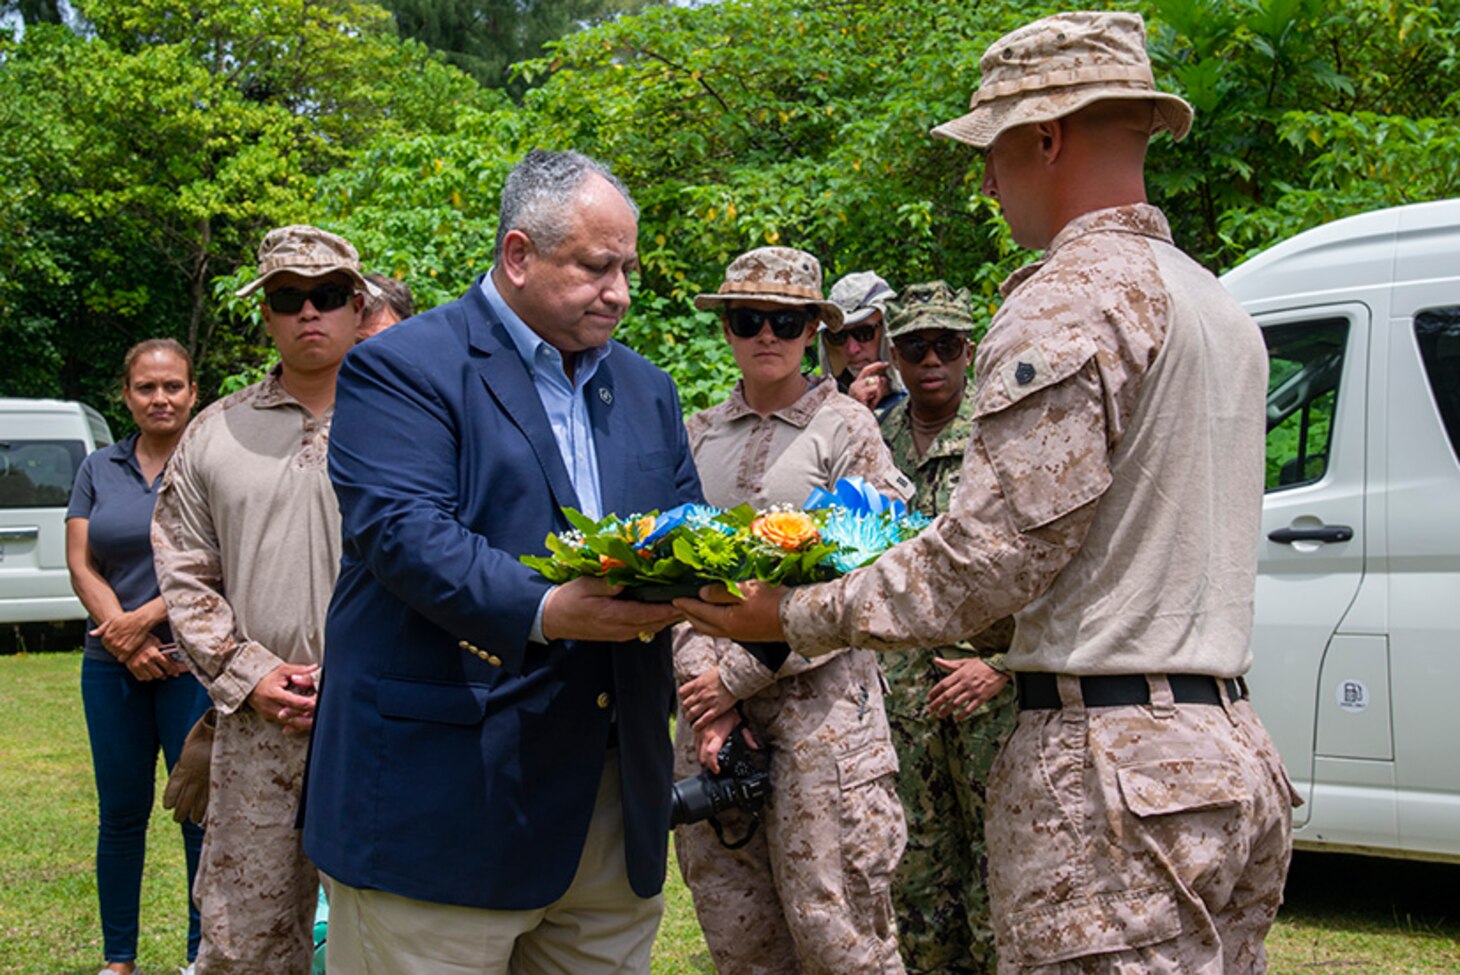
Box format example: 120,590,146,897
325,752,663,974
194,709,318,975
987,676,1296,974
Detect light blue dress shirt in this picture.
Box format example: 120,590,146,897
481,273,611,643
480,273,608,521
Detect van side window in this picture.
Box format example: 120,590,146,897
1263,318,1348,491
1415,307,1460,463
0,439,88,509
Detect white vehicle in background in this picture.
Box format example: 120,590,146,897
1222,199,1460,864
0,398,114,647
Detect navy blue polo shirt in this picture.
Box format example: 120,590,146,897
66,432,173,661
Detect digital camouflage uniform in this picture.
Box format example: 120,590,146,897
676,247,912,975
675,377,910,975
879,391,1016,975
782,200,1297,974
153,371,339,975
779,15,1298,964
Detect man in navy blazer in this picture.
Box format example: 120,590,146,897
303,151,703,972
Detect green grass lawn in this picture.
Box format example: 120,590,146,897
2,652,1456,974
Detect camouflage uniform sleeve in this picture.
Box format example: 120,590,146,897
151,424,284,713
672,622,721,686
782,355,1109,656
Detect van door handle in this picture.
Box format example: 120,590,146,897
1268,525,1354,544
0,526,40,542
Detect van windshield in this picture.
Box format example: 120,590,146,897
0,439,89,509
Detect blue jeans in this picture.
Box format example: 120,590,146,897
81,655,210,964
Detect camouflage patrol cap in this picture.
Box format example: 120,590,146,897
694,246,844,329
235,225,378,298
828,271,897,329
885,281,975,340
931,11,1193,149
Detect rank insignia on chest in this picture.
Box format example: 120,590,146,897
1014,361,1036,385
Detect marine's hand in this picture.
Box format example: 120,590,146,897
695,713,759,773
680,666,737,730
928,657,1009,720
674,581,787,643
247,663,320,734
541,576,684,643
850,362,891,409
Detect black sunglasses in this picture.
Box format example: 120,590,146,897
265,284,355,314
727,308,815,340
893,333,967,363
823,323,881,347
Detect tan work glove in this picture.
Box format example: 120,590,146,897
163,707,217,825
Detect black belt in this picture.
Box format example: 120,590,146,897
1016,673,1246,711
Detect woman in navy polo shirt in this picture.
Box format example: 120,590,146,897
67,338,208,975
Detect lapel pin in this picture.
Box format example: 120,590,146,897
599,387,613,405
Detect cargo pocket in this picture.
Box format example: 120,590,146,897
1117,758,1250,818
836,741,902,945
1007,886,1181,967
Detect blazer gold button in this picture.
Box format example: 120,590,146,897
596,692,611,709
458,640,469,649
487,654,502,667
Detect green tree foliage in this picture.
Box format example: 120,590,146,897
0,0,489,423
4,0,1457,418
1146,0,1460,267
382,0,659,94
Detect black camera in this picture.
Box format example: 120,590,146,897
670,724,771,828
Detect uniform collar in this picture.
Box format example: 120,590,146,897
720,374,835,428
251,364,328,416
1001,203,1173,297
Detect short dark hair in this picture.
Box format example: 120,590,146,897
364,273,415,322
493,149,638,263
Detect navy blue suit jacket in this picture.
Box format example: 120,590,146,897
302,278,703,909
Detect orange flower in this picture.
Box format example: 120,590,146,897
599,554,627,571
752,511,820,550
620,516,656,543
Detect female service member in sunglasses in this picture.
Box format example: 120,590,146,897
671,247,914,974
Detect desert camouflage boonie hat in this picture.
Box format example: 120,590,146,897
235,224,377,298
694,246,843,329
931,11,1193,149
828,271,897,329
885,281,976,340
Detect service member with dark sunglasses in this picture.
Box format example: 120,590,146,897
672,246,913,974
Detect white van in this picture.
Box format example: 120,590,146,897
1221,199,1460,864
0,399,114,631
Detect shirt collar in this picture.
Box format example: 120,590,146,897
250,364,327,416
479,271,612,381
108,430,140,465
719,374,835,428
1000,203,1173,297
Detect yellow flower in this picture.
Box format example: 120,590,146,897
752,511,819,550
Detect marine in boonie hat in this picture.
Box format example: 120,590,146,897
930,10,1193,149
235,224,379,298
694,246,843,330
885,281,976,340
827,271,896,330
